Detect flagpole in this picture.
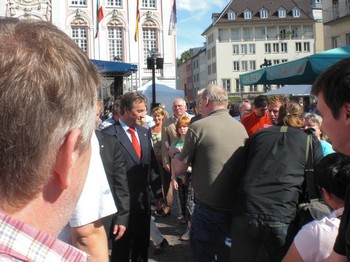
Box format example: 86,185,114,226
92,0,96,58
135,0,141,89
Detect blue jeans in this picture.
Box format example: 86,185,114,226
231,216,298,262
191,203,232,262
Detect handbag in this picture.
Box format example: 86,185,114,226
296,134,332,229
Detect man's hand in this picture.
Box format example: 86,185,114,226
172,179,179,190
113,224,126,241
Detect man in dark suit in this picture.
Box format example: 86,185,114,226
102,92,155,262
95,130,130,250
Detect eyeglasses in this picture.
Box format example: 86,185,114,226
173,105,184,108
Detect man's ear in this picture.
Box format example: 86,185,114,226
344,103,350,125
321,187,331,202
204,97,210,106
53,129,82,189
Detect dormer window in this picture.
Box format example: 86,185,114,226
227,10,236,20
260,8,268,19
277,7,286,18
292,7,301,18
244,9,252,19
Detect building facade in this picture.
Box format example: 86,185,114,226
2,0,177,95
323,0,350,49
201,0,323,99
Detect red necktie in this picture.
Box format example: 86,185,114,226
128,127,141,158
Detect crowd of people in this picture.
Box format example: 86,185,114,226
2,18,350,262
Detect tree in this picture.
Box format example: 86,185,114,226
177,50,190,65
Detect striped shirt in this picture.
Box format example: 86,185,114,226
0,212,88,261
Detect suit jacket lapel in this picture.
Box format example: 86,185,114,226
115,122,140,163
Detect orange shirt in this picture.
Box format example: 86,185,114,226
241,112,272,137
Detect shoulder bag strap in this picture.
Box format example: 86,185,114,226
305,134,318,200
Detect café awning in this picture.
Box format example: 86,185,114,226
239,45,350,86
91,59,137,77
263,85,312,96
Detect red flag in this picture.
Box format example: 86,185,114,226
134,0,140,42
95,0,104,38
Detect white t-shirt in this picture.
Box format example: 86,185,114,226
58,132,117,243
294,208,343,262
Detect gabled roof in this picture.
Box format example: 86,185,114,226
202,0,314,35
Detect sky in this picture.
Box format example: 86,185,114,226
176,0,228,57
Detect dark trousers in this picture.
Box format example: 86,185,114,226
191,202,232,262
111,211,150,262
231,216,298,262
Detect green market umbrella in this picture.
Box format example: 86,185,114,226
239,45,350,86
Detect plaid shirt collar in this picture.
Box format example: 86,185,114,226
0,211,89,262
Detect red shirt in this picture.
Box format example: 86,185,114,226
241,111,272,137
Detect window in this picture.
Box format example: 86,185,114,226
265,43,271,53
280,29,286,39
242,27,253,41
273,43,279,53
208,33,214,44
292,8,301,18
207,49,211,59
267,26,277,40
244,10,252,19
346,33,350,45
231,28,240,41
304,42,310,52
303,25,314,39
332,36,340,48
71,0,86,5
249,44,256,54
108,27,123,61
295,42,302,52
281,59,288,63
260,9,268,19
291,26,301,39
212,47,216,58
241,61,248,71
235,79,240,93
233,61,240,71
233,44,239,55
278,8,286,18
255,27,265,40
222,79,231,91
142,0,155,8
250,85,258,92
227,10,236,20
208,64,212,75
219,29,229,42
241,44,247,54
249,60,256,70
273,60,280,65
281,43,288,52
72,27,87,53
212,62,216,74
143,28,157,64
107,0,122,7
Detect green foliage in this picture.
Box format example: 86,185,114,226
177,50,191,65
228,96,241,104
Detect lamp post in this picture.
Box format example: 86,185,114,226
147,49,163,110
